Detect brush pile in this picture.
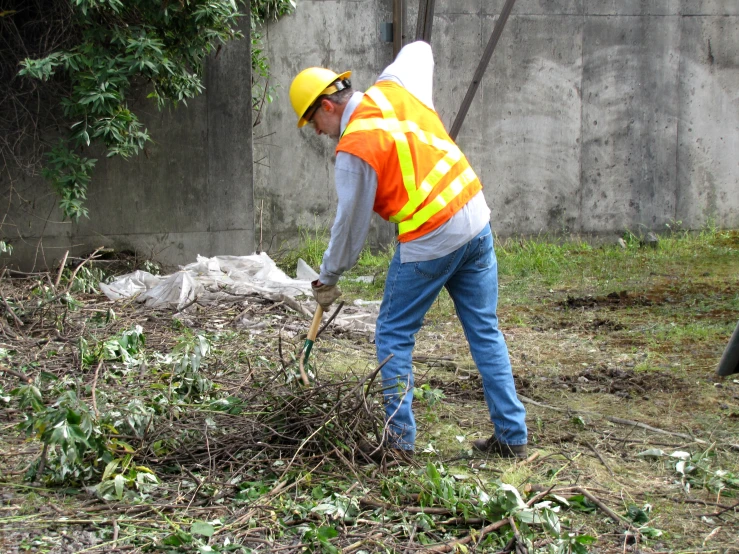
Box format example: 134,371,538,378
0,254,393,491
141,357,397,476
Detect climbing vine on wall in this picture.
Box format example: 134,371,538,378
1,0,294,223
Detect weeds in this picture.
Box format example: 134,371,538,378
61,265,111,294
1,230,738,552
275,225,329,275
638,447,739,497
10,327,214,491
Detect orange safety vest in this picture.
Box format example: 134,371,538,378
336,81,482,242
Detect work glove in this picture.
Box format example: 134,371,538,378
312,280,341,311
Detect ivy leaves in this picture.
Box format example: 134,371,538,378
17,0,250,222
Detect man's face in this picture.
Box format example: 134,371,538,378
309,99,342,140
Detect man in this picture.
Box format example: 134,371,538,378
289,41,528,458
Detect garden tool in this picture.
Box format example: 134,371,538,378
299,305,323,385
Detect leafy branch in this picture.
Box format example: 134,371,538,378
7,0,295,222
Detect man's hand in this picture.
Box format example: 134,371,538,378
312,280,341,311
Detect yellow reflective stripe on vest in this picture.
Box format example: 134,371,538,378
345,118,457,155
392,147,462,223
364,88,417,204
397,167,478,235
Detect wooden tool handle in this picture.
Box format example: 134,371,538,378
307,305,324,341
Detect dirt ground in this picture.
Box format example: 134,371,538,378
0,234,738,553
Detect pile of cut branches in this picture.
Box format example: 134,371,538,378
0,253,398,489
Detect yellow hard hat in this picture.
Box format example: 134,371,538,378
289,67,352,127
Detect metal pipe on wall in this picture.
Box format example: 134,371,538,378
415,0,436,43
393,0,406,57
449,0,517,140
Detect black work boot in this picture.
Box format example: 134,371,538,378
472,435,527,459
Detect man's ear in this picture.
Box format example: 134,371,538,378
320,98,334,114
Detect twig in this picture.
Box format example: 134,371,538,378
0,364,32,383
342,532,383,553
573,487,635,529
362,354,393,400
36,443,49,483
25,249,106,314
316,301,344,339
508,515,528,554
698,500,739,518
91,359,103,418
426,517,510,552
525,484,558,508
62,246,106,294
298,345,311,386
174,295,199,314
54,250,69,289
217,477,291,534
582,440,615,478
182,466,207,511
0,291,23,328
359,497,460,515
517,451,540,465
681,498,737,510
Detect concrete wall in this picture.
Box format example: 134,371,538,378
255,0,739,248
0,20,254,271
2,2,736,271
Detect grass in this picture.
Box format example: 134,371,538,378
1,226,738,553
274,225,330,276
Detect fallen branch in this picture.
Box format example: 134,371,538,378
426,517,510,552
573,487,635,530
0,364,33,383
519,395,739,451
582,440,615,478
0,291,24,328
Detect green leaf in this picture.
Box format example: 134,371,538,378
567,494,597,513
574,534,597,545
639,526,663,538
162,531,192,546
101,459,120,482
625,505,650,524
191,521,215,537
316,525,338,540
114,474,125,499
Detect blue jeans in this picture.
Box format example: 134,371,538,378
376,224,527,450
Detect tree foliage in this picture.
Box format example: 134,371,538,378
1,0,294,222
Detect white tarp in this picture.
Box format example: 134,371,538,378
100,253,378,335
